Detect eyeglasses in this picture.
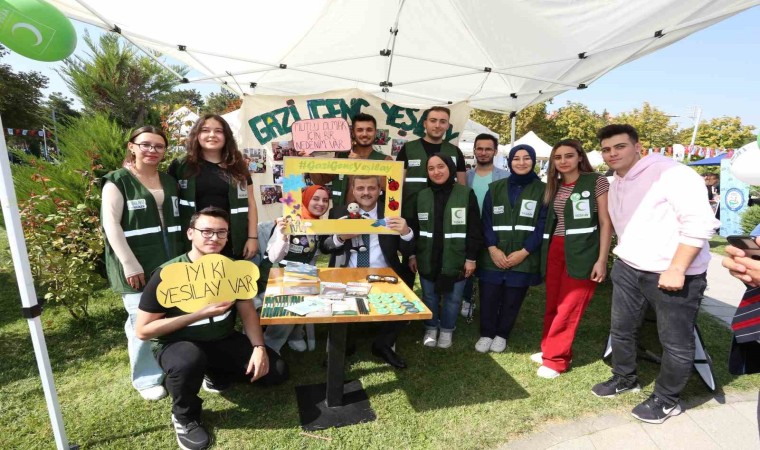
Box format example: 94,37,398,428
191,228,229,239
133,142,166,152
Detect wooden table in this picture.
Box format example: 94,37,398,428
260,267,430,430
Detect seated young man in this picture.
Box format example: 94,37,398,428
320,175,415,368
136,206,288,450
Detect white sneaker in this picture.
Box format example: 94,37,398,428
537,365,560,379
437,331,453,349
460,301,475,317
423,329,437,347
530,352,543,364
139,385,167,401
475,337,493,353
287,338,307,352
490,336,507,353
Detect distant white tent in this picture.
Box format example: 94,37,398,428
167,106,199,138
459,119,499,144
512,131,553,159
587,150,605,168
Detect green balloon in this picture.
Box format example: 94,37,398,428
0,0,77,62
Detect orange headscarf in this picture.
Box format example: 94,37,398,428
301,185,330,220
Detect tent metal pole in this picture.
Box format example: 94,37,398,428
0,116,73,450
510,112,516,148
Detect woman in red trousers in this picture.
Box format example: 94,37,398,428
533,139,612,379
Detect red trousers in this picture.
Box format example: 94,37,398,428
541,236,598,372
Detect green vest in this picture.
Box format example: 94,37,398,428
479,178,546,274
402,139,460,218
154,253,237,344
541,172,602,279
102,168,183,294
330,149,388,206
173,158,250,257
416,184,471,277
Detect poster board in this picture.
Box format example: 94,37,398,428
280,157,404,235
238,88,470,223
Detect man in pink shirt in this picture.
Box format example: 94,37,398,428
591,124,719,424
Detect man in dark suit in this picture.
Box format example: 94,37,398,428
320,175,414,368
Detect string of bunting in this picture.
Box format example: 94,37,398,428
5,128,53,138
642,145,734,159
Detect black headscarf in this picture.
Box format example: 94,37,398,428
427,152,458,190
425,153,460,292
507,144,540,186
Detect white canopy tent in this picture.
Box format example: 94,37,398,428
49,1,760,114
512,131,553,159
4,1,760,449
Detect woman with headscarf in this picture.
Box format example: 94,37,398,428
263,185,330,352
475,144,548,354
532,139,611,379
409,153,483,349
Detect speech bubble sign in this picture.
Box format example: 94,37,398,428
156,254,260,313
291,118,352,155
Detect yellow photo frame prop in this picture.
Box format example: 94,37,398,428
156,254,260,313
281,157,404,235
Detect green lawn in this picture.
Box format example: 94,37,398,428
709,235,729,257
1,233,757,449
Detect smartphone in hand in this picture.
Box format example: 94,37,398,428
726,235,760,260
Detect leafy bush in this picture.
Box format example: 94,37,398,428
741,205,760,234
18,167,105,321
11,113,128,214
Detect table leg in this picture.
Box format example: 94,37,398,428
326,323,347,407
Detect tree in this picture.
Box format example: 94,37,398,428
42,92,81,126
202,89,241,115
550,102,608,151
470,102,556,145
615,102,677,149
58,32,186,128
676,116,756,149
0,44,49,129
157,88,204,111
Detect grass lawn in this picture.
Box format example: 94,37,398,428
709,235,729,257
1,234,758,449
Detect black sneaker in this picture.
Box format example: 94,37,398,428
172,415,211,450
202,376,230,394
591,374,641,398
631,394,682,424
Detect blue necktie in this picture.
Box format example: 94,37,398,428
356,213,370,267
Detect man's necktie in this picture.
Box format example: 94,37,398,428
356,213,370,267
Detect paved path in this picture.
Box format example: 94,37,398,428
702,252,747,327
501,391,759,450
500,253,759,449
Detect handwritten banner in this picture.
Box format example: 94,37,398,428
156,254,260,313
239,88,470,149
291,118,352,154
280,157,404,235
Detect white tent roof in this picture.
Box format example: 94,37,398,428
512,131,553,159
49,1,759,113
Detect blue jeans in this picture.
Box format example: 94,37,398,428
122,293,164,390
420,277,466,332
